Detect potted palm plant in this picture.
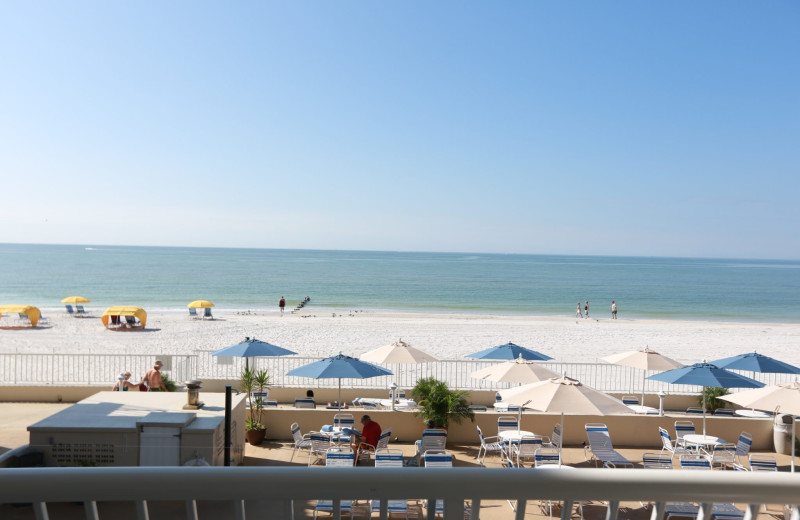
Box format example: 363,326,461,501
240,366,270,445
411,377,474,429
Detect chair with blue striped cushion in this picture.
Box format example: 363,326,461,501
713,408,734,416
584,423,633,468
371,449,409,518
674,421,696,449
685,407,705,415
622,395,639,406
734,431,753,467
413,429,447,466
314,448,355,518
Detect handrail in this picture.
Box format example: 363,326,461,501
0,467,798,520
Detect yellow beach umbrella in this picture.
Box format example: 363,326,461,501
61,296,90,304
188,300,215,308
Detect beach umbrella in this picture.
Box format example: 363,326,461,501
602,347,684,409
188,300,215,309
287,353,393,410
360,339,438,364
470,354,559,384
467,342,553,361
708,351,800,375
61,296,90,304
647,362,764,435
499,376,632,462
720,381,800,472
212,337,297,369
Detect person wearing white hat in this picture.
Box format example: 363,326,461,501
141,361,168,392
112,371,136,391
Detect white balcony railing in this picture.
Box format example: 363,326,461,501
0,466,798,520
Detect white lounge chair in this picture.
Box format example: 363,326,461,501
476,426,506,466
314,448,355,518
584,423,633,468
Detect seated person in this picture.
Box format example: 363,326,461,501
351,414,381,463
112,371,137,391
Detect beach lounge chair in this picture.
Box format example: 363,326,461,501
714,408,734,416
413,429,447,466
65,304,75,315
511,435,542,467
584,423,633,468
659,427,690,459
685,407,705,415
294,397,316,409
674,420,696,449
290,422,312,462
314,448,355,518
203,307,213,319
476,426,506,466
371,449,409,518
264,399,278,407
76,305,87,315
188,308,199,319
622,395,639,406
308,433,332,466
124,315,137,327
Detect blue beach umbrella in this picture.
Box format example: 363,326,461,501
647,362,765,435
467,342,553,361
708,351,800,375
212,337,297,369
287,353,393,409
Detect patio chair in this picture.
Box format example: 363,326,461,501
642,452,673,469
511,435,543,467
541,423,562,450
714,408,734,416
413,429,447,466
124,315,137,327
678,454,712,470
188,307,199,319
664,503,745,520
357,427,392,464
371,449,409,518
314,448,355,518
203,307,213,319
497,416,518,436
733,431,753,467
710,443,738,470
748,454,778,472
584,423,633,468
533,447,561,467
622,395,639,405
249,391,269,409
289,422,312,462
659,427,690,459
76,305,87,315
423,451,470,519
294,397,316,409
685,407,705,415
308,432,332,466
476,425,506,466
674,420,696,449
362,401,378,409
333,413,355,444
65,304,75,315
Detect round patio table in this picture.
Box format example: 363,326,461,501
734,409,770,418
682,434,726,453
498,430,536,443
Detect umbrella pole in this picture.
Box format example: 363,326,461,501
793,416,796,473
338,379,342,410
517,406,522,433
641,371,646,409
559,412,564,467
702,386,707,436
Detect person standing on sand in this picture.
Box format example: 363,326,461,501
576,302,583,318
611,301,617,320
279,296,286,315
584,301,590,318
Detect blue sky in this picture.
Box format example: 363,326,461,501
1,2,798,259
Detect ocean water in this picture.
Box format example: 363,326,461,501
0,243,798,322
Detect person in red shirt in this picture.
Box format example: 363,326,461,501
352,415,382,464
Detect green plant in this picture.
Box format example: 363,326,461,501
410,377,474,429
240,366,270,431
699,387,730,411
161,372,177,392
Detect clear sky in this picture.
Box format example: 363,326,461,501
1,2,798,259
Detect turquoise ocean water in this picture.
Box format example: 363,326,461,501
0,243,798,322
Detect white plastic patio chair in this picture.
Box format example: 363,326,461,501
333,413,355,444
541,423,562,450
308,432,332,466
673,420,696,449
357,427,392,464
678,453,712,470
659,426,690,459
749,454,778,472
511,435,543,467
710,443,738,469
533,447,561,467
642,452,673,469
476,425,506,466
734,431,753,467
675,455,745,519
289,422,312,462
413,429,447,466
584,423,633,468
497,416,518,436
314,448,355,518
371,449,409,518
423,451,470,519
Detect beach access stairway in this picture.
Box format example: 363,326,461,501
0,466,797,520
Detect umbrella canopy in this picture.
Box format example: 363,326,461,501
61,296,90,304
188,300,215,309
647,362,765,435
101,306,146,328
287,353,393,408
467,342,553,361
602,347,684,408
360,339,438,364
708,352,800,375
212,337,297,368
470,354,559,384
720,381,800,472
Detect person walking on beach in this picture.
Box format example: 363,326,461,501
576,302,583,318
279,296,286,315
611,301,617,320
584,301,590,318
141,361,168,392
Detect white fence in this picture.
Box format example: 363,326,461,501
1,351,797,395
0,466,797,520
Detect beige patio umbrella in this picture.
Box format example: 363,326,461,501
602,346,684,409
471,354,559,384
360,339,438,364
720,381,800,472
500,375,632,464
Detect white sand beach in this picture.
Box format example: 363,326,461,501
2,311,799,368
